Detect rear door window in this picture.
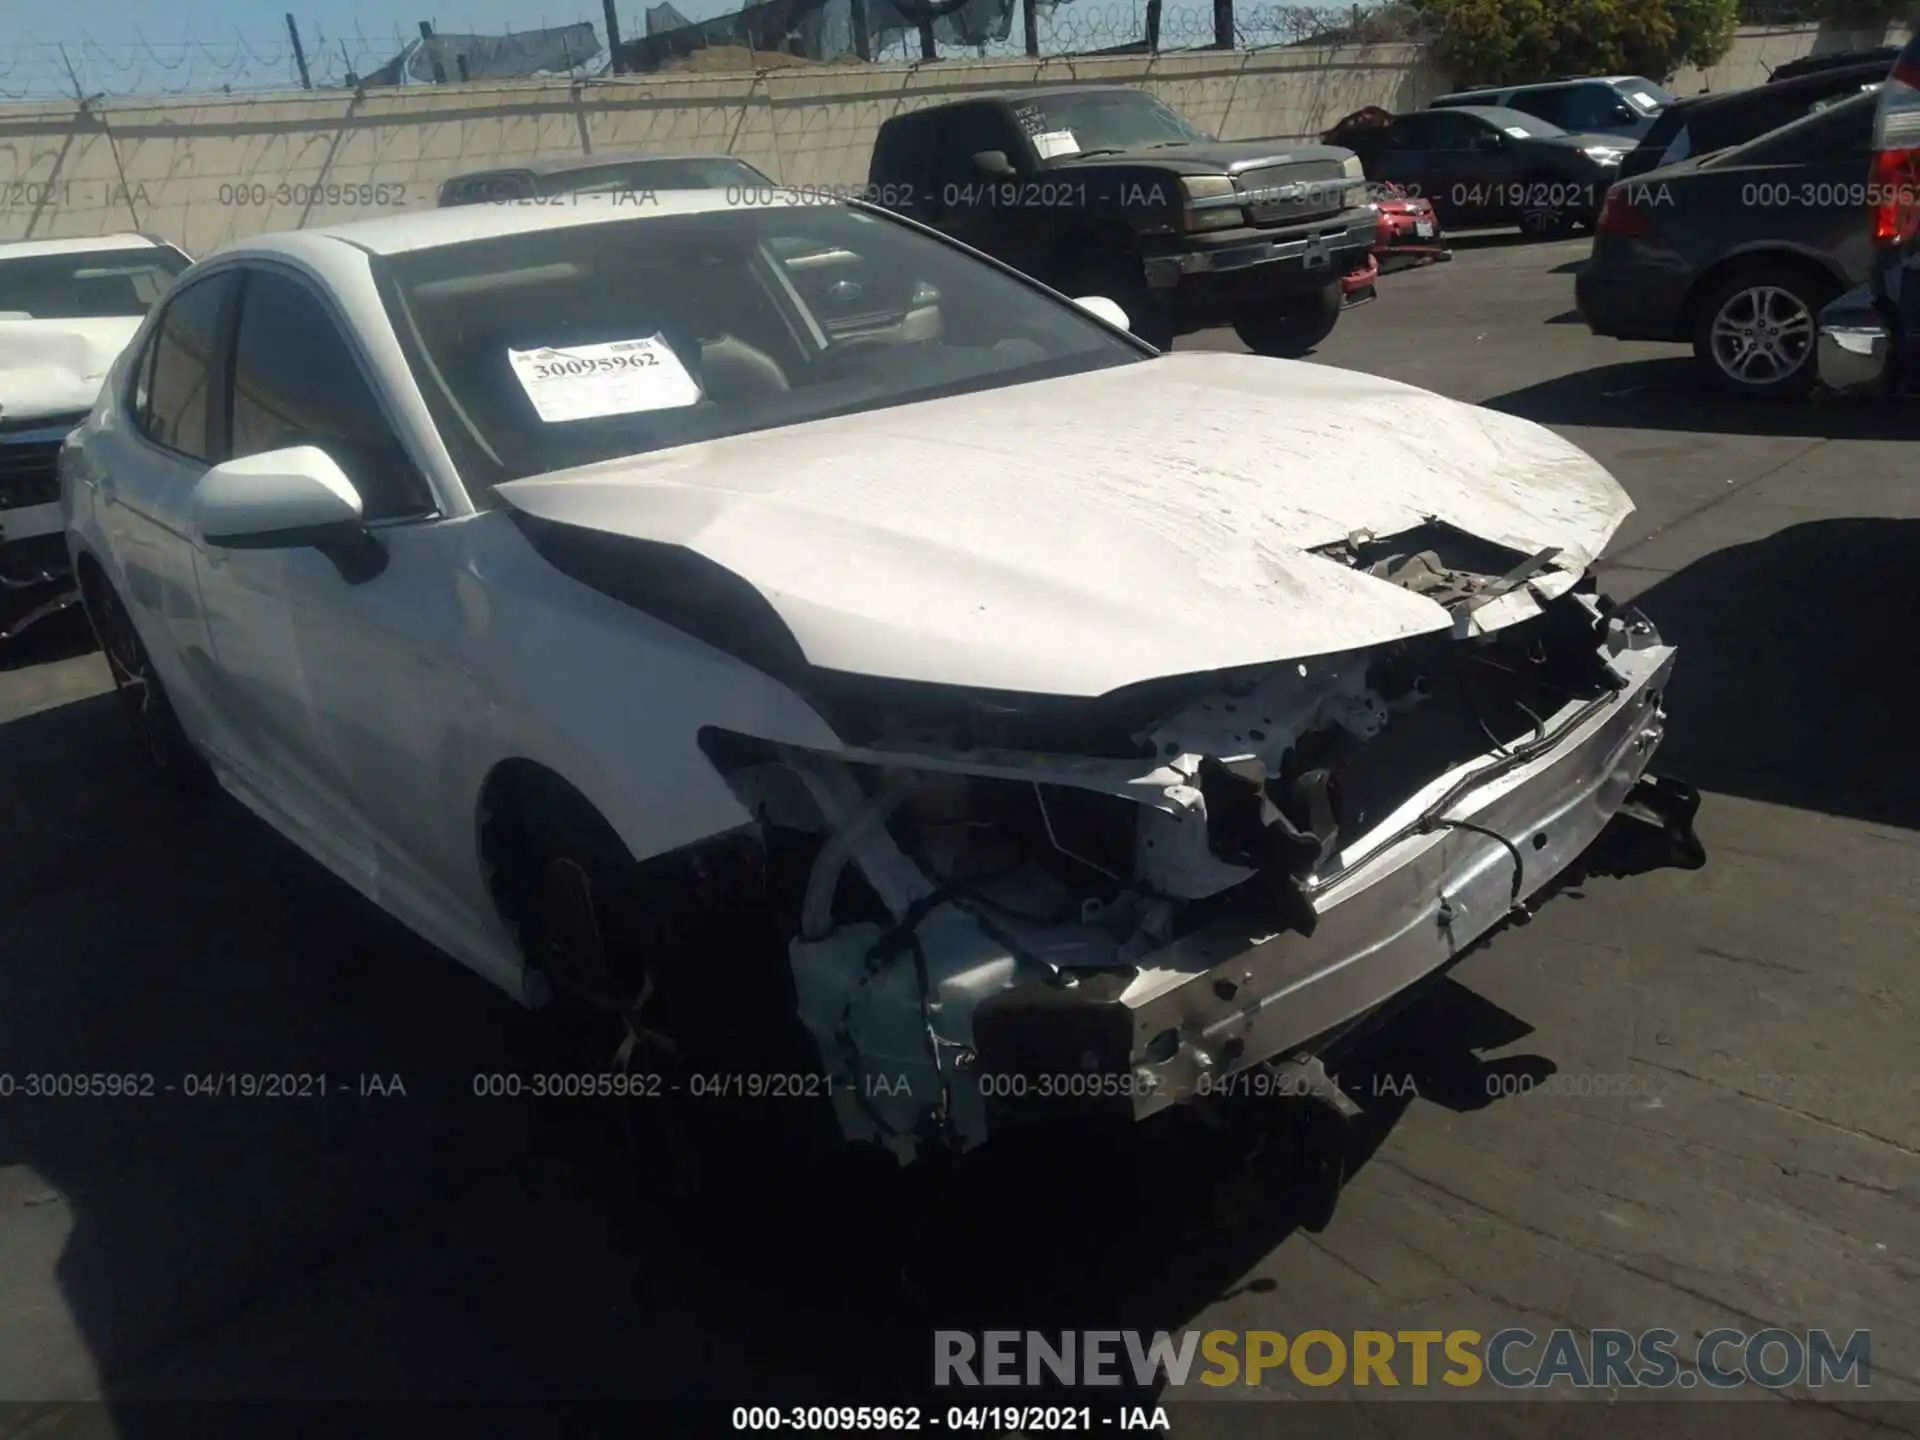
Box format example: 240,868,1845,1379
137,271,239,461
1717,93,1876,167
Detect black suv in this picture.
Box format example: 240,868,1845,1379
865,86,1378,355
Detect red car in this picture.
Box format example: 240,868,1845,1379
1323,107,1454,271
1368,182,1452,271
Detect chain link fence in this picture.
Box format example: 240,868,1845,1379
0,3,1422,100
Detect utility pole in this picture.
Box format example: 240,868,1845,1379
1145,0,1162,51
1022,0,1038,56
1213,0,1232,49
286,15,313,89
602,0,625,73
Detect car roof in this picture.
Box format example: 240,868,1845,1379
446,150,763,181
0,233,171,260
1655,61,1890,124
218,189,754,261
1419,105,1556,128
1435,75,1648,101
890,85,1145,113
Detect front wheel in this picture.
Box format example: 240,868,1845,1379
1691,265,1831,399
1233,281,1342,357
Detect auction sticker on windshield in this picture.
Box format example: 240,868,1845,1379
1505,126,1531,139
1033,129,1081,159
507,335,703,422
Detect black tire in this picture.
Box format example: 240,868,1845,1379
83,571,209,792
1064,254,1173,350
1232,280,1342,358
490,778,713,1203
1690,263,1833,400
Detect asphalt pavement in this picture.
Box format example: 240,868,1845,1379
1,232,1916,1437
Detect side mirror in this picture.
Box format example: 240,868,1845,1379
190,446,387,583
1474,133,1505,151
972,150,1018,179
1613,103,1637,123
1072,295,1132,332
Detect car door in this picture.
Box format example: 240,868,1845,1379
91,268,241,727
1373,114,1454,213
186,262,444,892
1427,112,1506,222
1716,96,1880,284
921,104,1033,267
202,261,492,920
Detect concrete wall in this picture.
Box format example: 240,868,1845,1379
1670,20,1907,94
0,45,1442,255
0,21,1900,255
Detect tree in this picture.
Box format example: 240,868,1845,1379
1412,0,1739,88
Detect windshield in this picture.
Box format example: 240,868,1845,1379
376,204,1143,493
540,156,769,195
0,246,188,319
1619,80,1674,114
1010,90,1208,155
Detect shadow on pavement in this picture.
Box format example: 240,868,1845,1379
1626,518,1920,832
1484,357,1915,438
0,686,1619,1427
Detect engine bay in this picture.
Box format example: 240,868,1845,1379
698,583,1668,1163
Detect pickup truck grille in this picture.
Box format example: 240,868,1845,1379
1238,160,1354,227
0,432,65,512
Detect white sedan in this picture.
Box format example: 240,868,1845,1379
62,191,1694,1181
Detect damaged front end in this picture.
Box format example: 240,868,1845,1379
700,546,1692,1166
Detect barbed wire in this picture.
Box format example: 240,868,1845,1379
0,2,1422,100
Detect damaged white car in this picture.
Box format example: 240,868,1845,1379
2,233,189,642
62,194,1699,1176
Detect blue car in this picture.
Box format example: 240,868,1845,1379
1816,34,1920,395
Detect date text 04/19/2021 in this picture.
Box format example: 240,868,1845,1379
0,1073,406,1099
730,1405,1173,1431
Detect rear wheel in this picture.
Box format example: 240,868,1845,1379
1691,264,1832,399
84,571,208,790
1233,280,1342,357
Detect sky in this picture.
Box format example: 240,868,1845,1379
2,0,1287,98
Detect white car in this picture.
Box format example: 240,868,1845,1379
2,233,190,641
62,192,1693,1179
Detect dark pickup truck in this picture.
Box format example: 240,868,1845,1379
865,86,1379,354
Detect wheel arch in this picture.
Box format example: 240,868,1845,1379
474,758,632,933
1680,246,1848,336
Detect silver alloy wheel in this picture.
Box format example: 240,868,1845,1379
1709,284,1814,387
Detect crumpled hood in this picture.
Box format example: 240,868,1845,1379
0,316,143,424
497,351,1634,696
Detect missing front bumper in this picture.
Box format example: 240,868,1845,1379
968,631,1677,1133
